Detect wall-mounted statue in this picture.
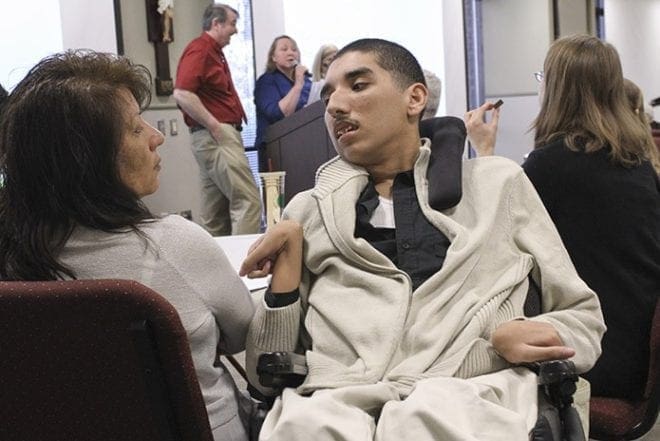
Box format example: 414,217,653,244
146,0,175,95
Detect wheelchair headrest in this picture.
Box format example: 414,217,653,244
420,116,467,211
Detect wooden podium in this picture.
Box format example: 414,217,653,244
263,100,336,204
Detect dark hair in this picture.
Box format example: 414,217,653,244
0,84,8,122
202,3,239,31
335,38,426,90
0,83,7,105
0,50,155,280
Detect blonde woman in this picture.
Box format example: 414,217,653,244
254,35,312,171
311,43,337,81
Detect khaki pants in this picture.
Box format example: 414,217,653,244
191,125,262,236
260,368,540,441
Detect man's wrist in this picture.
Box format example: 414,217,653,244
265,287,300,307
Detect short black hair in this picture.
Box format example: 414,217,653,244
335,38,426,90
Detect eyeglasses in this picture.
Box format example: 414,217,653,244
533,71,544,83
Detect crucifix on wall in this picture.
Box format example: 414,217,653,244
146,0,174,96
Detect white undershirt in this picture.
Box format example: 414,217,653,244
369,196,396,228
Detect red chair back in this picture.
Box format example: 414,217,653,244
0,279,214,441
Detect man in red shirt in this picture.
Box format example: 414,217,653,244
174,3,261,236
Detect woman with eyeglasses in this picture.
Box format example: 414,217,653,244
467,34,660,404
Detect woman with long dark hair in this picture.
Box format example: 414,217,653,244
0,50,254,441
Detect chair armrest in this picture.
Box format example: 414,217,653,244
256,352,308,389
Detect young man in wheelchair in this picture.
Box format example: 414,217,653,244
240,38,605,441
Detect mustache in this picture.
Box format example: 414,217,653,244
332,114,358,125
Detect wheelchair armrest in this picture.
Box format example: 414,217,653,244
528,360,586,441
256,355,585,440
535,360,577,385
256,354,579,395
531,360,579,409
257,351,308,389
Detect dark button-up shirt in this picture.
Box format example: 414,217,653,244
355,171,451,291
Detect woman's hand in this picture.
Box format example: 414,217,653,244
464,101,501,157
293,64,309,84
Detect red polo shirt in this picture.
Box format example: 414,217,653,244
175,32,246,128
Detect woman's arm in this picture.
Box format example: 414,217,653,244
277,65,308,118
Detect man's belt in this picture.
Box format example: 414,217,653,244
189,122,242,134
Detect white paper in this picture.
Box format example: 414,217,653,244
214,234,270,292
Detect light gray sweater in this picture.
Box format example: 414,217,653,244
247,142,605,397
59,215,255,431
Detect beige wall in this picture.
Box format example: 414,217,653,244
116,0,209,221
605,0,660,120
480,0,598,163
60,0,117,53
116,1,287,222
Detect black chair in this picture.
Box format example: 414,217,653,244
0,279,214,441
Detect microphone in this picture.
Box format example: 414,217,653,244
293,64,311,77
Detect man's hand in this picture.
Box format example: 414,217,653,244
172,88,223,143
209,125,223,144
464,101,501,157
491,320,575,364
239,220,303,293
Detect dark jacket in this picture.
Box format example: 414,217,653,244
523,138,660,400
